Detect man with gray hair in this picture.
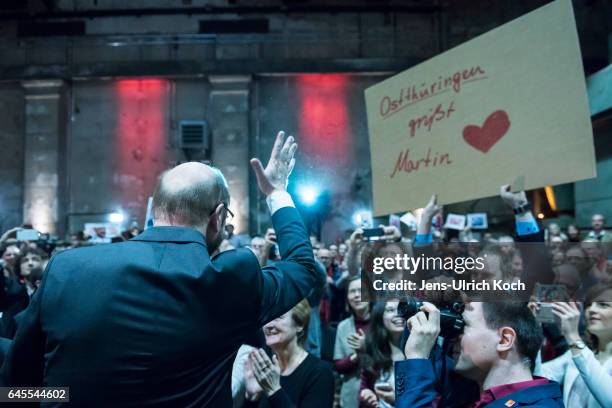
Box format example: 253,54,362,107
1,131,318,407
588,213,612,242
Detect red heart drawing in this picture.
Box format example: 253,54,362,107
462,110,511,153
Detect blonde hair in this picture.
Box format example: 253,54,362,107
291,299,311,346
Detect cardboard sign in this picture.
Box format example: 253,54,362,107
388,214,401,230
467,213,488,229
399,212,417,230
444,214,466,230
365,0,596,216
84,223,119,243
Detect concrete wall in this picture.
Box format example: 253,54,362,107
575,127,612,227
65,77,249,234
61,74,386,240
66,79,212,233
22,80,67,235
0,0,609,238
251,74,384,242
0,84,24,232
10,0,609,81
4,73,609,238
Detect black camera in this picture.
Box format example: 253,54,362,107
398,298,465,339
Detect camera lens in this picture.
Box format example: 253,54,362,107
398,298,422,320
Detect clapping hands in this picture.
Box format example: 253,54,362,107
248,349,281,397
346,328,366,352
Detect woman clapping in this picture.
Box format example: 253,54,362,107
244,299,334,407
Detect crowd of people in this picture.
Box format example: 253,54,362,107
1,197,610,407
219,188,610,408
0,144,611,407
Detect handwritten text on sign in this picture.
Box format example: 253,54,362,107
365,0,595,216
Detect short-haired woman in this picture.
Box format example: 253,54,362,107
244,299,334,407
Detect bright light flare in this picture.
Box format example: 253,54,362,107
109,212,125,223
298,185,320,206
352,210,373,227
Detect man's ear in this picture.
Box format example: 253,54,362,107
208,204,224,233
497,326,517,353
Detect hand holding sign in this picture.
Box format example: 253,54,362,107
365,0,595,215
500,184,528,209
417,195,442,236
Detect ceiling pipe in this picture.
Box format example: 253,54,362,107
0,5,443,22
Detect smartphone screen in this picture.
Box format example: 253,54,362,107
374,381,393,392
362,228,385,239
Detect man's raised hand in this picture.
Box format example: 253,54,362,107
417,194,442,235
422,194,442,221
250,131,297,196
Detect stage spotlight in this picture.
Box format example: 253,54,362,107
297,185,320,206
109,212,125,223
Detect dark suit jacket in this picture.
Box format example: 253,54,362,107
395,358,563,407
0,270,29,316
1,206,317,407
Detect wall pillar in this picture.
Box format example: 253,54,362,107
21,80,67,235
208,75,251,234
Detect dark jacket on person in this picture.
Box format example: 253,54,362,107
0,270,29,316
395,358,563,408
514,230,554,298
396,228,560,407
0,206,318,407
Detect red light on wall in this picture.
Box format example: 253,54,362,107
297,74,351,167
115,79,168,218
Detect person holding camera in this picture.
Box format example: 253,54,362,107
397,301,563,407
346,225,402,278
0,245,28,318
392,187,562,407
536,284,612,408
